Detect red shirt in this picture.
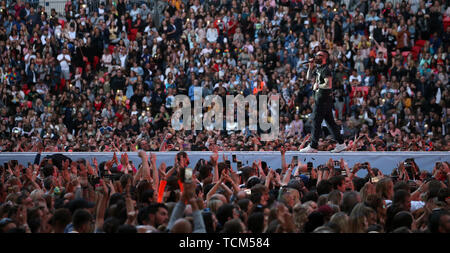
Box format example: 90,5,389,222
227,19,237,36
115,112,124,122
94,101,103,111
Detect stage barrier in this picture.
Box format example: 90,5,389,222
0,152,448,178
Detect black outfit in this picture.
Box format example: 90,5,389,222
309,64,344,149
110,75,126,92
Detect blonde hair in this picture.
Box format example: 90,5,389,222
330,212,349,233
376,178,393,200
293,202,310,232
360,184,372,203
348,203,374,233
207,199,223,214
30,189,45,202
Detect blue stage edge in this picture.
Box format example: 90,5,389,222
0,151,448,178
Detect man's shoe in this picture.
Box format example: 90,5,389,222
331,143,347,153
299,145,318,153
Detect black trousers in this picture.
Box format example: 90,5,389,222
310,89,344,149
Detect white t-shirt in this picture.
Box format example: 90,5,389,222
206,28,218,43
41,34,51,45
119,54,127,68
385,199,425,212
349,74,361,84
57,54,71,70
68,31,76,40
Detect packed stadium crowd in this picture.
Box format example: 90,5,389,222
0,150,449,233
0,0,448,153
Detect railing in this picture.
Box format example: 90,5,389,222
39,0,101,18
36,0,168,27
39,0,66,17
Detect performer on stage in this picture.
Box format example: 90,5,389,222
299,50,347,153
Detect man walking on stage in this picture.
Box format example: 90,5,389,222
299,50,347,153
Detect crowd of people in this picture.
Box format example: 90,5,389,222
0,0,448,153
0,150,449,233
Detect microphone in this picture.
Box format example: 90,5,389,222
298,59,314,65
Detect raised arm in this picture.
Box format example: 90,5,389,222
138,150,152,182
125,178,137,225
168,182,195,231
306,59,315,80
94,180,109,232
150,153,159,192
206,175,225,202
189,198,206,233
282,165,293,186
210,147,219,183
298,134,311,150
280,147,287,172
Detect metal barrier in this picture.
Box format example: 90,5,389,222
39,0,100,18
36,0,167,28
40,0,66,17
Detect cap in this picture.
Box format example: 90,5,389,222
246,176,261,188
300,174,309,184
65,198,95,213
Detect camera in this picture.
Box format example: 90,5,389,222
334,160,340,169
180,167,193,183
89,175,101,186
370,176,382,183
307,162,313,172
237,161,242,169
232,154,237,162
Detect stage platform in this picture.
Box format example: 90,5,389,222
0,152,448,177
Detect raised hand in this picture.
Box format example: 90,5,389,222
150,153,157,165
120,153,127,166
222,152,228,162
210,149,219,165
87,161,95,176
280,146,286,156
105,160,113,172
326,158,334,170
112,152,119,165
352,163,361,174
339,158,345,169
